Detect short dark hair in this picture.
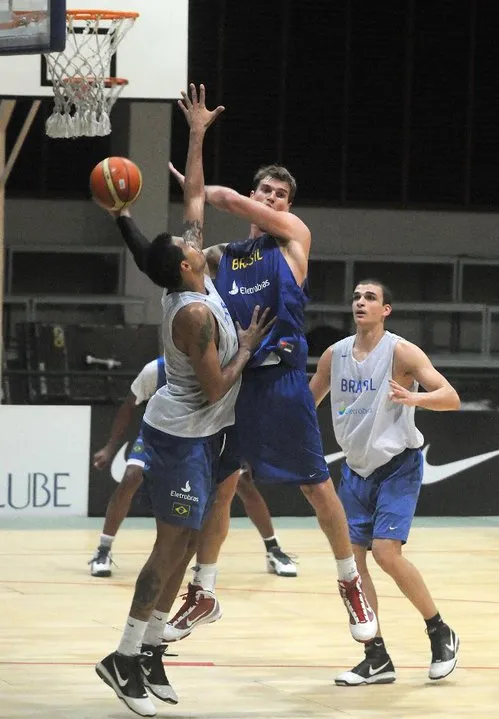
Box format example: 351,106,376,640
355,278,393,305
145,232,185,291
252,164,297,203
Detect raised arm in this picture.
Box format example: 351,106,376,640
205,185,311,250
309,346,333,407
112,84,223,277
390,341,461,411
178,83,224,249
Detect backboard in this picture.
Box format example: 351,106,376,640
0,0,65,54
0,0,188,100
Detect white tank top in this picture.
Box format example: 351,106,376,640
144,276,241,438
331,331,423,477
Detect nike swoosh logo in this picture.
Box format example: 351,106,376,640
421,445,499,485
369,659,391,675
113,658,129,688
323,446,499,485
142,665,152,677
445,631,456,653
185,608,211,628
110,443,128,483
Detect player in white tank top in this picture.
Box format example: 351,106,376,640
310,280,461,686
95,85,274,716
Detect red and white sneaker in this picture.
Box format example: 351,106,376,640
338,574,378,643
163,583,222,642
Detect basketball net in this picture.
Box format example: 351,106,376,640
44,10,138,138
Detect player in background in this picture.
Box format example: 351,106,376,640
310,279,460,684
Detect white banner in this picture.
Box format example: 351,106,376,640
0,406,90,516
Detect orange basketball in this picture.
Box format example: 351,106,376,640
90,156,143,211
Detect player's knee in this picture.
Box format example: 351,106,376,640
120,466,143,494
371,541,400,574
300,478,331,508
154,524,193,558
236,469,256,500
215,472,239,505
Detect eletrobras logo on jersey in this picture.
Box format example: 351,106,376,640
0,406,91,516
228,279,270,296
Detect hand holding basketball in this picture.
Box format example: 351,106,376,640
90,157,143,211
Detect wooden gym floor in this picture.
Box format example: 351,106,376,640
0,516,497,719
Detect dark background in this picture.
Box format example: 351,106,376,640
88,405,499,518
6,0,499,209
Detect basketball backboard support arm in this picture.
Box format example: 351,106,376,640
0,98,41,398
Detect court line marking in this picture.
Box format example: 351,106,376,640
0,659,497,672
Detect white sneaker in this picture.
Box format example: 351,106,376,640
266,547,297,577
89,546,112,577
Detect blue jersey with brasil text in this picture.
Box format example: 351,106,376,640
215,234,309,369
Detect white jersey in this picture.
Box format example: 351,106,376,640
130,359,165,405
331,331,423,477
144,276,240,438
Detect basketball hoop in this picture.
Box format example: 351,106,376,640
44,10,139,139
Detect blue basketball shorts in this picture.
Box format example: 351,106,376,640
338,447,424,547
229,364,330,485
140,421,236,530
126,432,146,469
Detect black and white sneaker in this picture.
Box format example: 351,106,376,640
335,645,396,686
96,651,156,717
140,644,178,704
428,624,459,680
89,546,112,577
266,547,297,577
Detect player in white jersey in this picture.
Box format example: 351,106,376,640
310,279,461,685
95,84,273,718
89,357,166,577
89,355,296,578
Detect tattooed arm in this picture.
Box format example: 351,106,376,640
173,302,275,403
180,84,224,251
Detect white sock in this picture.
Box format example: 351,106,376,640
336,556,358,582
117,616,148,656
192,563,218,592
143,610,169,647
99,533,114,549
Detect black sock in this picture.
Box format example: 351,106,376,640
264,537,279,551
425,613,444,633
366,637,386,654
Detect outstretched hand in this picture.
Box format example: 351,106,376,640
236,306,276,354
178,83,225,133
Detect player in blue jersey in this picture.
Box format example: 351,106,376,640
164,119,377,645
